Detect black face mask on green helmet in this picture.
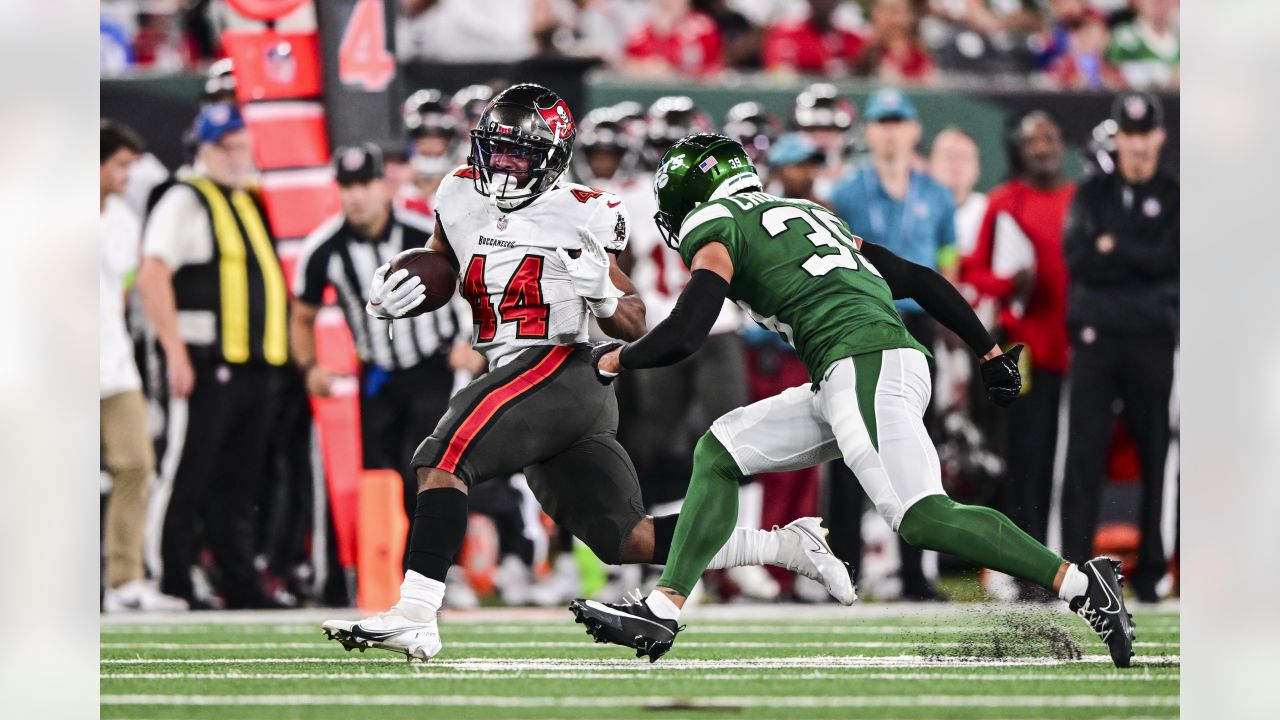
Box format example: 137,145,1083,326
653,133,762,251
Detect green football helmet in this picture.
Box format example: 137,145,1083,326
653,133,762,250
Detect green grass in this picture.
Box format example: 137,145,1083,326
101,604,1179,720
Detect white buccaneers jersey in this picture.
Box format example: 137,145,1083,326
435,166,630,369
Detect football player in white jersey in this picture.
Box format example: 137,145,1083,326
322,84,855,662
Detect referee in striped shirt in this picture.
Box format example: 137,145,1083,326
290,143,480,523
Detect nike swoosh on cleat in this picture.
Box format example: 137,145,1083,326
1089,565,1123,614
349,625,411,641
794,525,830,555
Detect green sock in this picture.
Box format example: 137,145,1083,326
898,495,1064,590
657,432,741,597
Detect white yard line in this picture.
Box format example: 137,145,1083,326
100,654,1180,668
101,640,1181,650
98,623,1180,636
102,670,1180,682
98,601,1182,626
101,694,1179,708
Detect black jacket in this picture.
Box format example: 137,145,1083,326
1063,168,1179,338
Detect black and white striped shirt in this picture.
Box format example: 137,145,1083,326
294,207,466,370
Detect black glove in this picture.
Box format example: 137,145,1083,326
980,343,1024,407
589,341,624,386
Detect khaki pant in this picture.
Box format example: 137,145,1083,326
101,389,155,588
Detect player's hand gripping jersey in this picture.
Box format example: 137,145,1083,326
435,166,630,369
675,191,926,381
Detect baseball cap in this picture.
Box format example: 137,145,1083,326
194,102,246,145
769,133,826,167
863,88,918,122
1112,91,1164,133
333,143,385,185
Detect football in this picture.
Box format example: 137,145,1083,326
388,247,457,317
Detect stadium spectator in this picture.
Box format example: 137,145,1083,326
692,0,762,69
137,103,290,609
532,0,629,64
291,143,475,530
925,0,1045,37
856,0,936,83
1043,7,1123,90
960,111,1074,601
1060,92,1178,602
623,0,724,78
829,89,956,600
831,88,958,314
761,0,867,76
397,0,537,61
100,12,134,75
132,3,199,71
101,120,186,613
1033,0,1087,70
928,126,986,256
1107,0,1179,89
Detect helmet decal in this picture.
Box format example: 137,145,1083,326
537,100,575,140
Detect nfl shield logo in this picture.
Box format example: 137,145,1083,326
341,148,365,171
265,41,297,84
497,215,509,231
1125,95,1148,121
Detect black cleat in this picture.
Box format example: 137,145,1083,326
1070,557,1136,668
568,595,682,663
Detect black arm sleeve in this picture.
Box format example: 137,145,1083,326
861,241,996,357
618,269,729,370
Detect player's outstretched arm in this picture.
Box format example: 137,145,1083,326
595,242,734,380
858,241,1023,406
859,241,997,358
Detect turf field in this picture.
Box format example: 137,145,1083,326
101,603,1179,719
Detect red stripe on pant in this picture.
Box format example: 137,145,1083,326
436,345,574,474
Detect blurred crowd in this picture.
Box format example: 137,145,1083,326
102,0,1179,90
100,66,1177,612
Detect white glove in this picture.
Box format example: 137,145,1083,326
365,263,427,319
557,226,620,317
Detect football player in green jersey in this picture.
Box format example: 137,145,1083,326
569,134,1136,668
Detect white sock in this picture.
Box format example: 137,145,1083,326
705,527,780,569
1058,564,1089,603
397,570,445,622
645,588,682,621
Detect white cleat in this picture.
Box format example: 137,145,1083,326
322,607,442,663
776,517,857,605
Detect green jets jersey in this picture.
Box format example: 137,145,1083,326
677,191,927,382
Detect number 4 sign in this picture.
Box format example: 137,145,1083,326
338,0,395,92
